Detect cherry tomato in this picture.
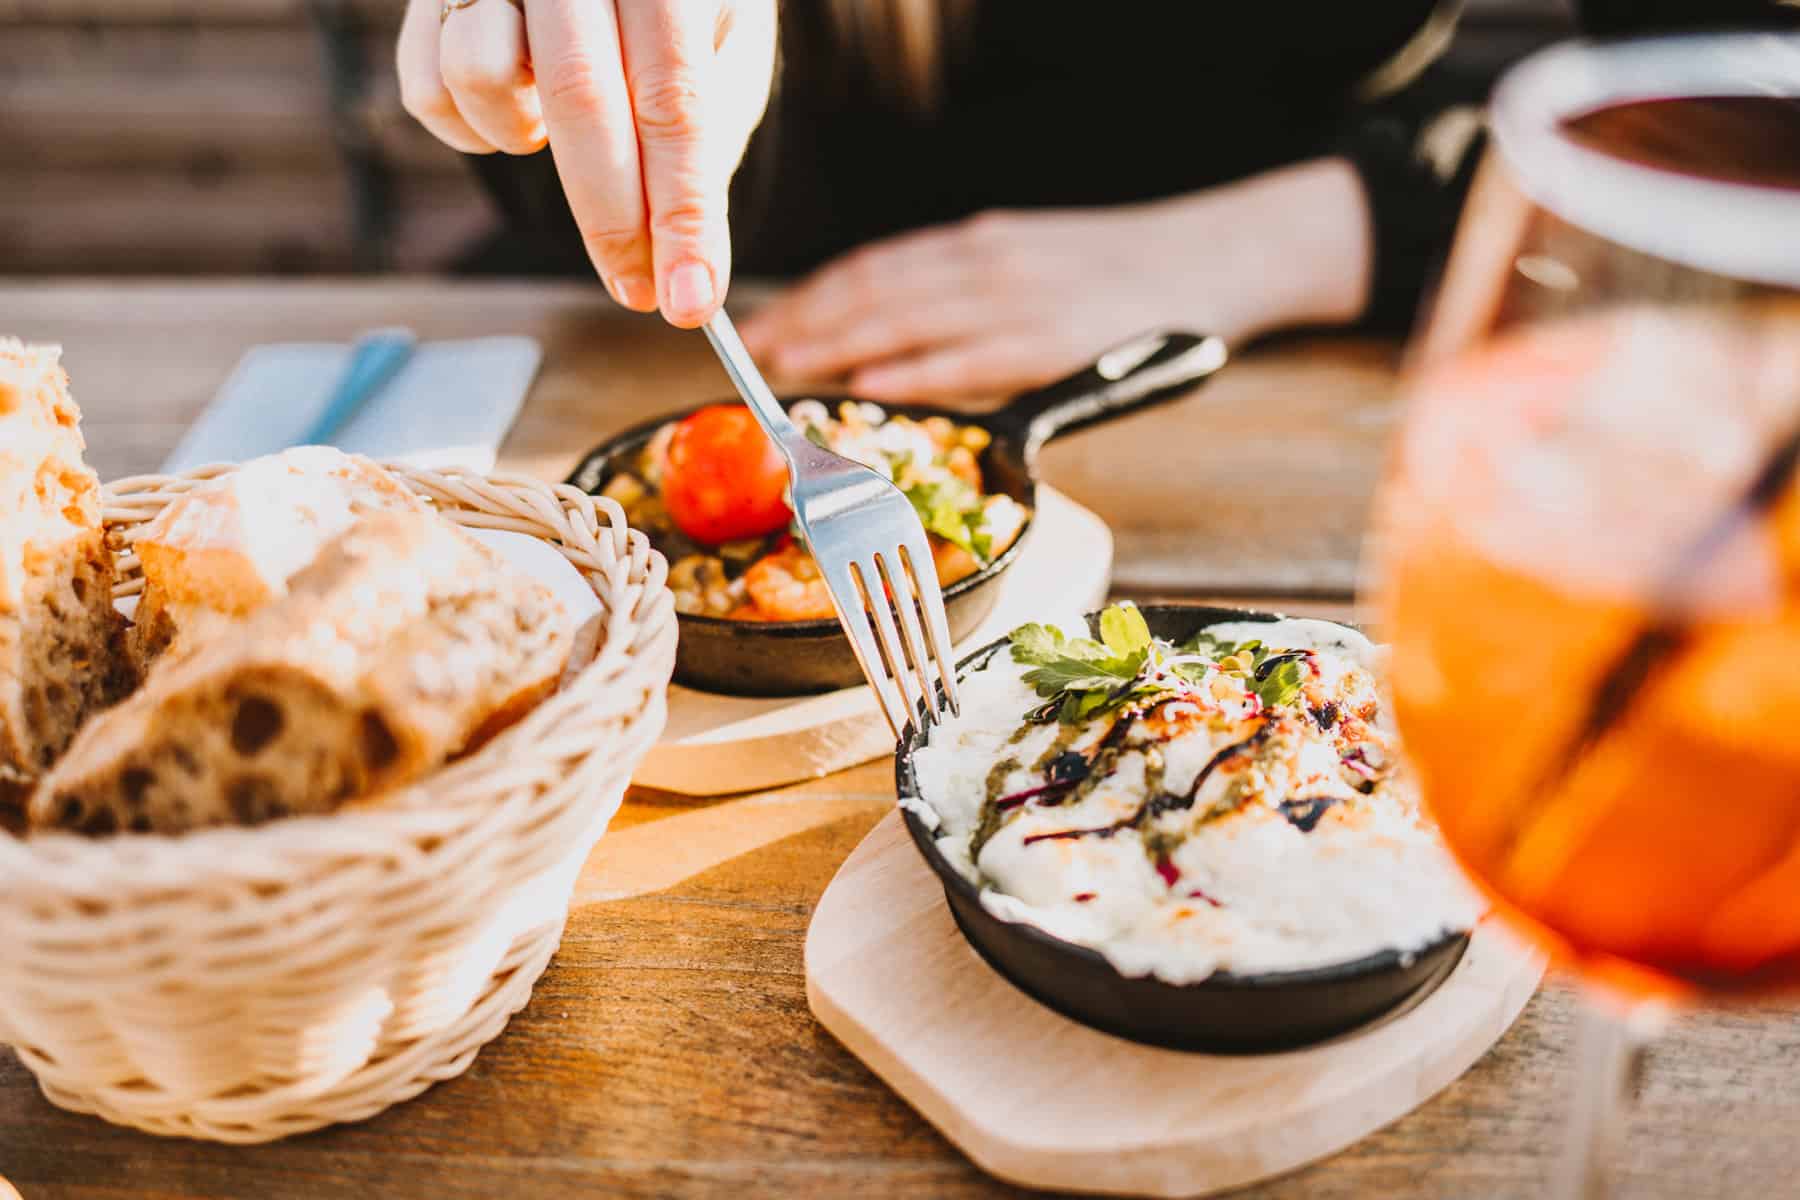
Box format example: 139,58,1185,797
662,405,792,543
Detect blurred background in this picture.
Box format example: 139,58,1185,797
0,0,1572,278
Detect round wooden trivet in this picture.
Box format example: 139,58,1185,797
806,811,1544,1198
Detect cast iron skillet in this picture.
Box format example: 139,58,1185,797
567,330,1228,695
896,604,1471,1054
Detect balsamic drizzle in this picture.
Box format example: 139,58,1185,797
1031,724,1082,771
1045,750,1092,783
1277,796,1339,833
1021,814,1140,846
993,779,1067,812
1145,724,1272,821
967,627,1381,903
1020,721,1270,847
1057,713,1142,807
1254,650,1310,681
976,713,1142,854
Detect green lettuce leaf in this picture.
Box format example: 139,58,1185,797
903,476,993,564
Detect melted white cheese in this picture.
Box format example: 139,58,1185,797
908,618,1483,984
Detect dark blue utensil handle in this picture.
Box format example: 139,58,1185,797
300,327,417,446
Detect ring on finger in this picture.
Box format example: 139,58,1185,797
441,0,522,23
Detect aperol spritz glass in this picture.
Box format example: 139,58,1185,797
1371,32,1800,1198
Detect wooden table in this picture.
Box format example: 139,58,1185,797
2,280,1797,1199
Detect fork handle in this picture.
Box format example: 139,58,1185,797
702,309,813,457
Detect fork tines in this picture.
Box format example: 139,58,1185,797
823,530,961,740
697,308,961,742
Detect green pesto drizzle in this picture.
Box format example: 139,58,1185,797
971,756,1023,859
1030,722,1082,771
984,756,1021,807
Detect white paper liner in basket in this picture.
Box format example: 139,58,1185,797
0,464,676,1143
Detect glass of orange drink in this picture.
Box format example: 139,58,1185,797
1372,32,1800,1199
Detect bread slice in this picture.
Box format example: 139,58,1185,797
127,446,432,670
32,510,571,835
0,339,130,812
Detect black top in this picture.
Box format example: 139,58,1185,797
729,2,1444,272
468,1,1462,334
462,0,1800,336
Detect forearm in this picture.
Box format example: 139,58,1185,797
1227,157,1374,338
1150,157,1375,345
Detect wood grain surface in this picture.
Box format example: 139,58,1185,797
637,487,1109,796
807,813,1544,1198
2,281,1798,1199
0,279,1399,593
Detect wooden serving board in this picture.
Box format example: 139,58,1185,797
806,812,1545,1198
633,487,1112,795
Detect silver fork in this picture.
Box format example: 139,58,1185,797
702,310,961,737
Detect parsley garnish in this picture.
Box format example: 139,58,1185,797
1009,604,1159,723
1009,605,1310,724
1099,603,1152,658
1179,630,1235,657
1251,653,1307,708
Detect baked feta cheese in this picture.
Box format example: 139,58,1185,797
908,610,1483,984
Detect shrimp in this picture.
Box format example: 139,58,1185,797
744,541,836,621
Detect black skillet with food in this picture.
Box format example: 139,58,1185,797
568,331,1228,695
898,602,1477,1052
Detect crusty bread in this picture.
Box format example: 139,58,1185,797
0,339,131,812
32,511,571,835
127,446,432,670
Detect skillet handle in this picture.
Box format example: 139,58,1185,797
986,330,1228,467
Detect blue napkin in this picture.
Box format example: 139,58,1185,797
162,335,542,474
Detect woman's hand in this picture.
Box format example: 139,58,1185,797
398,0,777,327
739,159,1375,405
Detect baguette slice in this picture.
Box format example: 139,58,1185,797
0,339,130,812
32,511,571,835
128,446,432,669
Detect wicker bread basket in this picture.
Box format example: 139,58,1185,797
0,463,676,1143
